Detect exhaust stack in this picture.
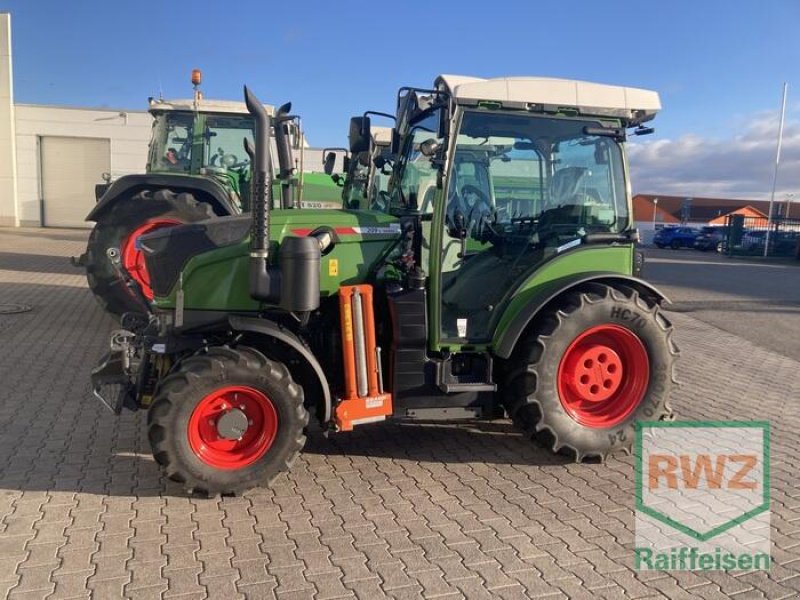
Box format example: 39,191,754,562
243,86,320,310
244,86,280,302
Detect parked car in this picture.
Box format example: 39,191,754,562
740,230,768,252
694,226,727,252
741,229,799,254
654,226,699,249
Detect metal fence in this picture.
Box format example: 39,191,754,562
724,214,800,258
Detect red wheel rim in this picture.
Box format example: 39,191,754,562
188,386,278,470
557,324,649,428
121,219,182,299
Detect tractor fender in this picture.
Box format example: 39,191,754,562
493,273,670,360
86,174,239,222
229,315,332,424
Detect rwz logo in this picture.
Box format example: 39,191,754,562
648,453,758,490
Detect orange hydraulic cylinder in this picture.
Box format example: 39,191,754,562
335,285,392,431
338,287,358,400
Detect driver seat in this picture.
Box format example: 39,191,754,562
549,166,588,206
545,167,591,224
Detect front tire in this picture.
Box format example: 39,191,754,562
148,346,308,495
85,189,214,317
502,285,677,461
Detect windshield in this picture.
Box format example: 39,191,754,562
149,112,194,173
204,115,254,170
445,111,628,242
148,112,255,175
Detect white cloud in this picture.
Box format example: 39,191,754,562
628,112,800,200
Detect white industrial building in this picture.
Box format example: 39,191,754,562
0,14,152,228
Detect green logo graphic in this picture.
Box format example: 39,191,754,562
634,421,771,571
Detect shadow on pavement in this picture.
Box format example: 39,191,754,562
0,252,81,276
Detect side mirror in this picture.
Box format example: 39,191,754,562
349,116,371,153
390,128,400,155
321,147,349,175
323,152,336,175
342,155,351,173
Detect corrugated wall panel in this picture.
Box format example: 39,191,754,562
40,136,110,228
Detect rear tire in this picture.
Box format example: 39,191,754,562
502,285,677,461
85,189,214,317
148,346,308,495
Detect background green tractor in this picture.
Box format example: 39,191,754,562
81,74,340,318
322,112,395,210
92,76,676,496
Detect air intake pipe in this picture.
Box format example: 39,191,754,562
244,86,280,302
274,102,297,209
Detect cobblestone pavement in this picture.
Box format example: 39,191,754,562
0,227,798,600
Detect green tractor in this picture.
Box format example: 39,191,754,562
81,74,339,318
323,112,395,209
92,76,676,496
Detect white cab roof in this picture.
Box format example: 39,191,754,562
435,75,660,124
148,98,275,116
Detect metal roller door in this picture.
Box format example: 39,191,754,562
40,136,110,228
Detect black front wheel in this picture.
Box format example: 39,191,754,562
502,285,677,461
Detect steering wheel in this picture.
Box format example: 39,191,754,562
459,184,493,236
220,154,249,169
461,184,491,215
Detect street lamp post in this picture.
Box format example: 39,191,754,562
652,198,659,229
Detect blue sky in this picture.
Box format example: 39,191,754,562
4,0,800,198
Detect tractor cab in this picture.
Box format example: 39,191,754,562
146,97,292,211
378,75,659,346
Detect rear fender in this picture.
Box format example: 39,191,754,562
493,274,670,359
86,174,239,221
